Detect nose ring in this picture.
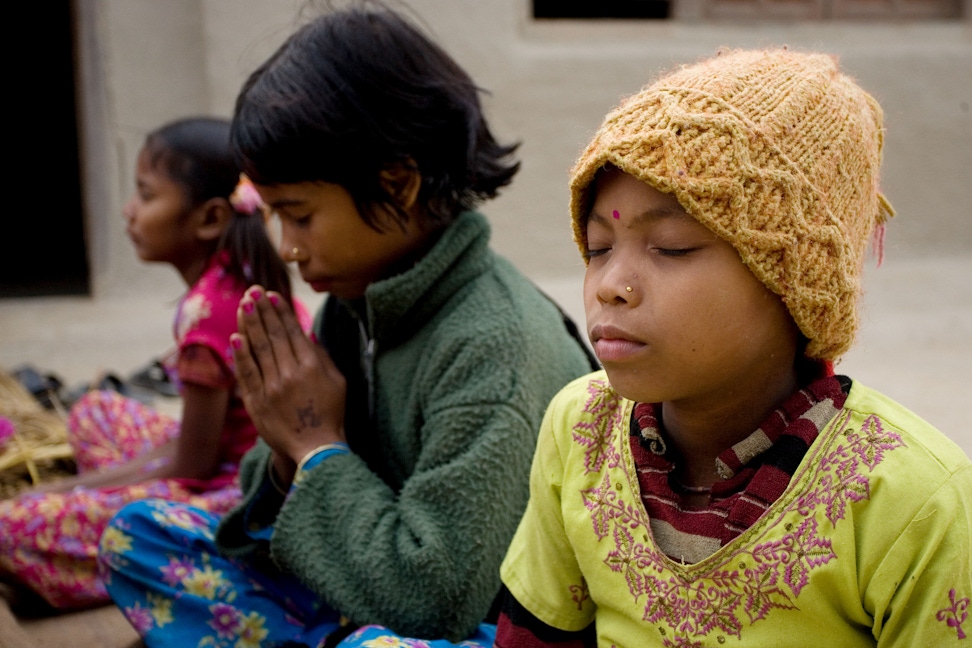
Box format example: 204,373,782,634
625,286,633,293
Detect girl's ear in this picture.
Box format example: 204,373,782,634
193,197,233,243
379,162,422,211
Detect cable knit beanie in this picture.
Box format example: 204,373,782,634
570,48,893,361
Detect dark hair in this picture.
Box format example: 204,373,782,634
144,117,295,302
231,1,519,230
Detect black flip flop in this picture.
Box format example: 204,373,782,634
11,365,67,412
128,359,179,398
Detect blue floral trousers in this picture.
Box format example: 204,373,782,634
98,499,496,648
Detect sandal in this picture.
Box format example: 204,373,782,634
60,372,157,408
10,365,67,413
127,359,179,398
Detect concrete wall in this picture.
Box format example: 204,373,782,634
77,0,972,299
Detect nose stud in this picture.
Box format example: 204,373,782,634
626,286,633,293
291,247,301,260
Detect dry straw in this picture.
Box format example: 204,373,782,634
0,369,75,497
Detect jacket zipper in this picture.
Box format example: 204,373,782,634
358,318,377,418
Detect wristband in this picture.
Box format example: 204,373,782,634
292,443,350,487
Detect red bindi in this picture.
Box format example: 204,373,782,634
612,210,620,219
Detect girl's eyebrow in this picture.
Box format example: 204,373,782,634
266,198,306,211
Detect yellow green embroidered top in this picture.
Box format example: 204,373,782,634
501,372,972,646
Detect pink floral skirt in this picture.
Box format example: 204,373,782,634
0,390,242,609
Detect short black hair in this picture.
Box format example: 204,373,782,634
231,1,519,231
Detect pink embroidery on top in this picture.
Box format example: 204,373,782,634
937,588,969,640
569,582,591,611
572,379,624,474
798,415,904,526
573,385,906,645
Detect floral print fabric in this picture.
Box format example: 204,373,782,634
0,254,262,608
100,499,496,647
0,391,243,608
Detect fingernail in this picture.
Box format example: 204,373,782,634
252,289,263,301
231,336,242,350
268,293,280,306
243,301,254,314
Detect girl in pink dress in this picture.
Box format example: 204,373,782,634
0,117,309,609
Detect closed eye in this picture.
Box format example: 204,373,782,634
584,246,610,261
654,247,696,258
276,211,311,227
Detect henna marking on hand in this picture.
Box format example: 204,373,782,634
295,400,322,433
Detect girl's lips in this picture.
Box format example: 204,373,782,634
300,270,331,293
593,337,645,362
589,324,645,362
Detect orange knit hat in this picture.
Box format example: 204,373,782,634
570,48,894,361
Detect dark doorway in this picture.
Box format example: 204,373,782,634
2,2,89,297
533,0,671,19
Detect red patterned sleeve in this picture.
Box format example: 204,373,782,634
176,344,235,391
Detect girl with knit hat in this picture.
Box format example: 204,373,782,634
496,48,972,646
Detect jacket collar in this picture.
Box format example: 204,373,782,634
338,211,493,345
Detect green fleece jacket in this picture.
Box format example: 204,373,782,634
215,212,595,640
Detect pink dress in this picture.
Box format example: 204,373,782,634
0,254,310,609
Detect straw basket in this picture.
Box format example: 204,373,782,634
0,369,76,498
